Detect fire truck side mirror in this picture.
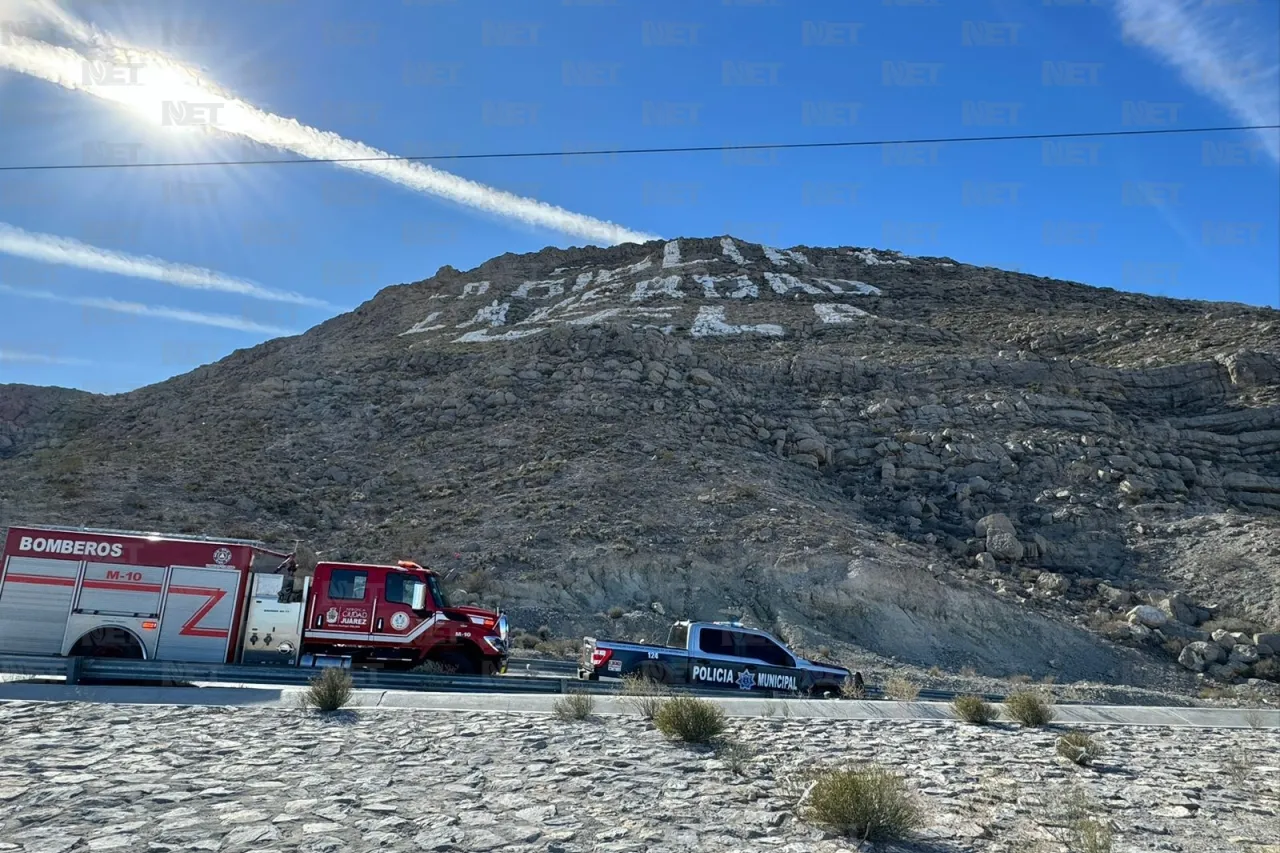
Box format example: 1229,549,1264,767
411,584,429,611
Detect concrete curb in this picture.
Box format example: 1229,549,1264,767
2,681,1278,728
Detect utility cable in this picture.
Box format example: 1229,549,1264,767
0,124,1275,173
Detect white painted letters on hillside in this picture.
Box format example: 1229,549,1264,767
513,279,565,300
400,312,444,335
720,237,747,265
764,272,825,296
691,306,784,338
815,303,872,324
631,275,684,302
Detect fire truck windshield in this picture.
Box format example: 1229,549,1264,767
427,574,450,609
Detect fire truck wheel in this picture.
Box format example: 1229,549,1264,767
433,651,478,676
69,626,145,659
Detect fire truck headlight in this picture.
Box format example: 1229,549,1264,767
482,635,506,654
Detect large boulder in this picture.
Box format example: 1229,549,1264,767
1128,605,1168,628
1229,645,1260,666
1098,583,1134,609
1036,572,1071,595
1158,594,1197,625
1177,641,1224,672
986,531,1025,562
976,513,1023,561
975,513,1016,538
1206,661,1248,682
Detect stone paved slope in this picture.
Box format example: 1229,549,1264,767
1,236,1278,697
0,701,1276,853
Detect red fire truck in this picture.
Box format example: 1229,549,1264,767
0,524,510,675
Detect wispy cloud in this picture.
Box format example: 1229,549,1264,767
1113,0,1280,164
0,6,660,246
0,348,94,366
0,222,331,307
0,283,298,335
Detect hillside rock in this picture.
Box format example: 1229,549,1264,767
1,235,1277,693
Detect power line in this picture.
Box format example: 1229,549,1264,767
0,124,1275,173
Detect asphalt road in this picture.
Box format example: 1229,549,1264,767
2,680,1277,728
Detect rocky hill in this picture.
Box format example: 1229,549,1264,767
2,236,1279,698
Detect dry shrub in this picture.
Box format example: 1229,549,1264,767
303,667,353,712
951,694,1000,725
413,659,456,675
1056,730,1104,766
1005,689,1056,727
883,676,921,701
619,673,671,719
714,739,755,775
653,696,727,743
841,676,867,699
1071,817,1114,853
552,690,595,722
800,764,924,841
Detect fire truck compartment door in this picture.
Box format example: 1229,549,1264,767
0,556,80,655
154,566,244,662
75,562,166,615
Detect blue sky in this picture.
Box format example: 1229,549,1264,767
0,0,1277,394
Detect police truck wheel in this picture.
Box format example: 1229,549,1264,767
639,661,670,685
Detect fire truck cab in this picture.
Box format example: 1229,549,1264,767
252,560,511,674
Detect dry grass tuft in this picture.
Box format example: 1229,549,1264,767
302,667,354,712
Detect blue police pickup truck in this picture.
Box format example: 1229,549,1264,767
579,620,862,698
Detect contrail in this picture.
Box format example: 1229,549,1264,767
1113,0,1280,164
0,15,660,245
0,283,299,335
0,348,94,366
0,221,331,307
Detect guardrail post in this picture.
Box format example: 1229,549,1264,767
65,656,82,685
558,678,568,694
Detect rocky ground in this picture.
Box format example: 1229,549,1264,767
2,236,1278,702
0,701,1277,853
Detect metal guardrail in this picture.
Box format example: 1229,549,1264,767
507,656,580,675
0,653,856,700
0,653,1024,704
